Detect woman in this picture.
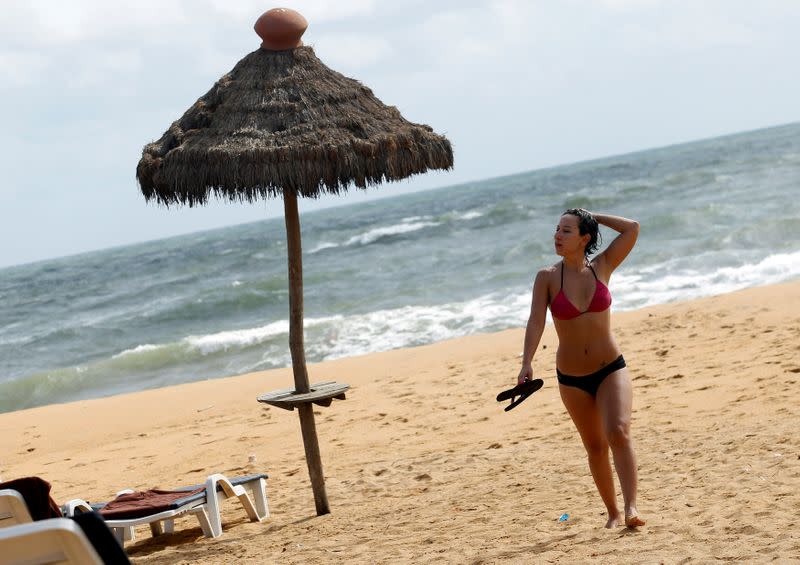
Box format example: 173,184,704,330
517,208,645,528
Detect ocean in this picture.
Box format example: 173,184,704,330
1,123,799,413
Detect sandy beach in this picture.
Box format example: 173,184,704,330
2,280,799,564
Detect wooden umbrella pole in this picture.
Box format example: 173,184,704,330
283,189,330,516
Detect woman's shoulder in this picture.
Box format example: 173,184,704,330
532,265,559,304
534,263,559,284
538,262,560,275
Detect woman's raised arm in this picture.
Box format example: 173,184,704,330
592,212,639,273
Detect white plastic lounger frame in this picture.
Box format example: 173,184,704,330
204,473,269,537
0,518,103,565
64,472,269,545
66,490,212,545
0,489,33,528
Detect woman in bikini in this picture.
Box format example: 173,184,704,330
517,208,645,528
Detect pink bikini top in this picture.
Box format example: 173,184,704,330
550,262,612,320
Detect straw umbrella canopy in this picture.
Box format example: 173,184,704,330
136,8,453,516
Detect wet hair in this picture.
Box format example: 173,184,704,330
562,208,601,257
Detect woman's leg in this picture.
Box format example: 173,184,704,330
596,368,645,526
559,384,622,528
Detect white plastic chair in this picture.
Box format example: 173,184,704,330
0,489,32,528
0,518,103,565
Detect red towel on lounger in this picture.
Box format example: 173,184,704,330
0,476,62,520
99,487,205,520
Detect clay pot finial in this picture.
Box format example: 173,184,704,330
254,8,308,50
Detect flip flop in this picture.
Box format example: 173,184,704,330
496,378,543,411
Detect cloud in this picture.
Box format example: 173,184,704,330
2,0,800,268
267,0,379,22
2,1,189,47
205,0,380,23
597,0,664,12
312,34,393,70
616,5,759,52
1,0,380,48
0,50,49,88
412,3,541,69
0,0,388,95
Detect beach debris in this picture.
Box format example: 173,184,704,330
248,454,257,464
558,513,569,522
197,405,214,412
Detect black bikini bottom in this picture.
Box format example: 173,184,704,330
557,355,626,397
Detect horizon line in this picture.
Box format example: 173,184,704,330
3,119,797,271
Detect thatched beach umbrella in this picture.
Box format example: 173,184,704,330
137,8,452,515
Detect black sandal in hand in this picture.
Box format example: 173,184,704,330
496,379,543,411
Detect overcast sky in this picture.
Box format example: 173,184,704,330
2,0,798,268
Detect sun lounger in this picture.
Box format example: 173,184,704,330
0,477,62,522
0,489,32,527
1,488,131,563
64,472,269,545
0,518,103,565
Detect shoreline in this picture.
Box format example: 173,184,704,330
4,275,799,417
2,279,799,563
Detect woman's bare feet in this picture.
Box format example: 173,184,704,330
605,511,623,528
625,508,646,527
